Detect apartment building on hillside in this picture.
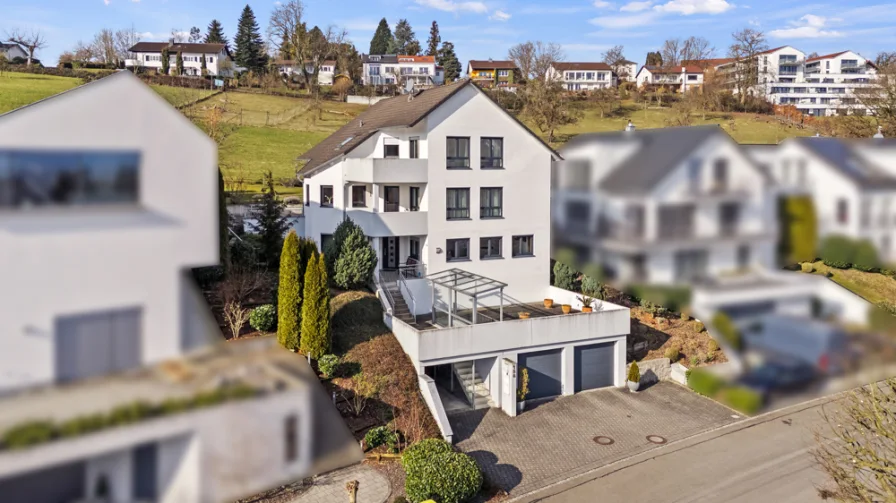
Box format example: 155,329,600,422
0,71,357,501
467,60,520,90
696,46,877,117
361,54,444,87
635,65,704,93
125,42,236,77
299,79,630,439
547,62,616,91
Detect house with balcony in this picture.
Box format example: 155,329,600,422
0,72,359,501
125,41,235,77
635,65,704,93
547,62,616,91
553,124,777,286
361,54,443,87
466,60,520,90
275,59,336,85
298,79,630,438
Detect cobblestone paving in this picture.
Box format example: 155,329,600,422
290,464,390,503
450,382,741,497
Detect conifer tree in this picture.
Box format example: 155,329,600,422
235,4,265,71
369,18,393,55
426,21,440,57
438,41,461,82
278,231,301,351
205,19,230,51
248,171,289,268
176,51,184,75
161,47,170,75
300,253,331,358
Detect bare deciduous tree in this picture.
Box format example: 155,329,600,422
590,87,620,118
72,40,95,63
169,28,188,44
522,79,582,143
113,26,141,65
91,29,118,66
216,263,267,306
508,40,565,81
223,301,250,339
268,0,305,65
189,26,203,43
853,62,896,136
661,36,715,67
661,38,683,67
729,28,769,105
813,379,896,502
602,45,626,66
6,28,47,66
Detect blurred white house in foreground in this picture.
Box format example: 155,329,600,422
0,72,357,502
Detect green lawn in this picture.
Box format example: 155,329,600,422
0,72,82,114
801,261,896,305
150,85,218,108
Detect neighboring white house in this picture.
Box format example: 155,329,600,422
612,59,638,83
362,54,443,87
0,72,357,501
298,79,630,437
635,65,704,92
746,135,896,263
125,42,236,77
547,62,616,91
0,42,27,61
553,124,777,286
275,59,337,85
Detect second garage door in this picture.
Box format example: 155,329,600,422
518,349,562,400
574,342,615,392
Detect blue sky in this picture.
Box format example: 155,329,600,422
5,0,896,67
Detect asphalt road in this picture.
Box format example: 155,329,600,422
520,397,837,503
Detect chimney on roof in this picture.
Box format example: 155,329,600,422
874,125,885,139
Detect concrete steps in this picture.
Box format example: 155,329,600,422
452,361,495,410
384,284,415,324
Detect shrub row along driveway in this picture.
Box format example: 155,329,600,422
449,382,740,497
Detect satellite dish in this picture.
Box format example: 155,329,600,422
404,79,415,94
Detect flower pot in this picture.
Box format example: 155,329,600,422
561,304,571,314
518,400,526,412
627,380,640,392
544,299,554,308
519,312,531,319
582,306,593,313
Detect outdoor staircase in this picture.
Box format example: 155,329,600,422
384,281,415,324
452,361,496,410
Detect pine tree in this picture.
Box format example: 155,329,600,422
278,231,301,351
249,171,290,268
323,218,357,281
369,18,393,55
393,19,419,55
235,4,265,72
300,253,331,359
438,41,461,82
426,21,441,56
176,51,184,75
161,47,170,75
205,19,230,52
334,224,377,289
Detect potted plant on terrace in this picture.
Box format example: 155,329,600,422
627,361,641,392
544,298,554,308
518,368,530,412
577,295,595,313
561,304,572,314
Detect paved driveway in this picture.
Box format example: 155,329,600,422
449,381,741,497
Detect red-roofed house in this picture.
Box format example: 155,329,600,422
361,54,444,87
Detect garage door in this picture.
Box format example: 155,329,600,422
0,460,85,502
575,342,615,392
55,308,142,383
519,349,562,400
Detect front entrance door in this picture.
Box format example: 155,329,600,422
381,237,400,269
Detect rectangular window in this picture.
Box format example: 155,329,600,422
446,137,470,169
712,159,728,192
0,150,140,209
480,187,503,218
738,245,750,269
351,185,366,207
658,204,696,239
321,234,334,251
305,184,310,206
446,188,470,219
384,144,399,158
720,202,740,237
446,238,470,261
512,235,534,257
409,137,419,159
320,185,333,207
480,236,502,259
285,415,298,462
383,186,399,212
480,138,503,169
409,186,420,212
837,199,849,225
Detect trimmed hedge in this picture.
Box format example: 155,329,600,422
818,235,880,271
402,439,482,503
250,304,277,332
778,196,817,265
687,369,725,397
718,386,763,415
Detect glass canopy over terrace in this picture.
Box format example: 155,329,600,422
427,268,508,327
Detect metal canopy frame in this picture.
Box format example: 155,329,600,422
427,268,508,327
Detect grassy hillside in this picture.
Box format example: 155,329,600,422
0,72,82,114
150,85,218,108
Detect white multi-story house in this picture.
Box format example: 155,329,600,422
0,72,359,501
612,59,638,83
0,42,27,61
125,42,236,77
635,65,704,92
553,124,777,286
362,54,443,87
703,46,877,117
298,80,630,439
547,62,616,91
275,59,337,85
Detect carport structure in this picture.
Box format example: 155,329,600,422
427,268,508,327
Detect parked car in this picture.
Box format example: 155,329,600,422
737,357,818,401
739,315,856,375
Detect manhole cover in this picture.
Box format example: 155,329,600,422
646,435,667,444
593,436,615,445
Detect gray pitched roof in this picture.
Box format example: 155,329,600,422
794,137,896,190
297,79,560,175
562,125,724,194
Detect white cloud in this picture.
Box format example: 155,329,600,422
489,9,511,21
621,1,653,12
562,43,611,52
593,0,614,7
653,0,733,15
769,14,844,38
413,0,488,14
590,11,659,27
520,5,589,14
340,18,380,32
103,0,110,5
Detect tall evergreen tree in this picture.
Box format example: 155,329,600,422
334,223,377,289
369,18,393,55
176,51,184,75
278,231,301,351
160,47,170,75
426,21,441,56
646,51,663,66
300,253,331,359
393,19,420,55
249,171,290,268
205,19,230,52
438,41,461,82
235,4,265,71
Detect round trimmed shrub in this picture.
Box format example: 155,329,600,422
250,304,277,332
364,425,397,450
402,439,482,503
318,354,341,378
627,361,640,383
853,240,880,272
401,438,454,474
664,346,680,361
707,339,720,352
